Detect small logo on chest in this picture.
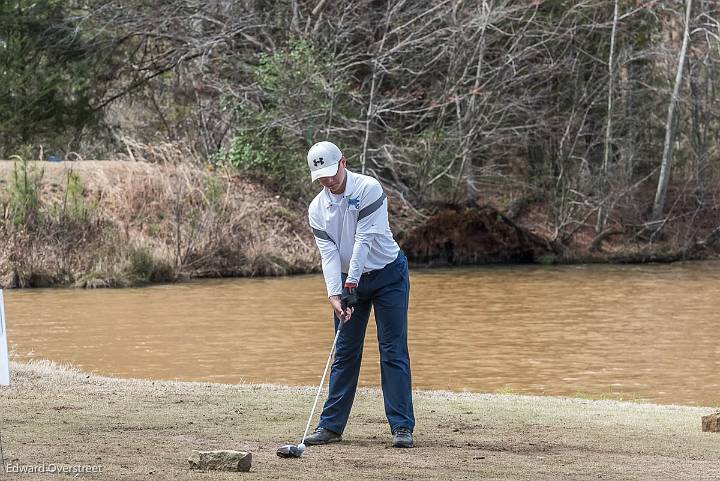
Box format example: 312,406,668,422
348,197,361,209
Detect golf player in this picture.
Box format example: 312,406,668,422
304,141,415,448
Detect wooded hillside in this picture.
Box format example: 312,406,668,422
2,1,720,256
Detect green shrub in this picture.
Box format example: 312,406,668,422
127,246,175,284
62,170,96,222
0,0,102,157
128,246,154,281
7,156,44,226
227,131,312,199
226,39,353,200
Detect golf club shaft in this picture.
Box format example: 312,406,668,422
300,314,344,444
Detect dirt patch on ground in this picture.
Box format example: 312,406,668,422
0,361,718,480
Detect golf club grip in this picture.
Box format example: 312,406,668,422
341,299,348,317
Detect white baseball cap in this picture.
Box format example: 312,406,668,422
307,141,342,181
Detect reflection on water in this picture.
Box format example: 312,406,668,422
4,262,720,406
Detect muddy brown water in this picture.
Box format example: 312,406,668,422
4,262,720,406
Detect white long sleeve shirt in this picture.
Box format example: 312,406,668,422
308,169,400,297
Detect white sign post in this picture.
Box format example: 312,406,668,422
0,289,7,474
0,289,9,386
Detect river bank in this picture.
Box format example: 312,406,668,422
0,160,319,288
0,360,717,480
1,160,718,288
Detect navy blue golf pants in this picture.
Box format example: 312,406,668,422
318,252,415,434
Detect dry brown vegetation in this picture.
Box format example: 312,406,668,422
1,360,718,481
0,160,318,288
1,158,718,289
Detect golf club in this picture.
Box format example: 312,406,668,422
277,309,348,458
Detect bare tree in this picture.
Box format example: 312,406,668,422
596,0,620,234
652,0,694,221
39,0,718,255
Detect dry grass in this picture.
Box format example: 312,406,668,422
0,160,319,288
0,360,718,480
0,157,717,289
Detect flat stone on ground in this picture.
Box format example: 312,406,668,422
188,450,252,472
702,413,720,432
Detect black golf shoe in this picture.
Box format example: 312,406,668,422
303,427,342,445
392,427,414,448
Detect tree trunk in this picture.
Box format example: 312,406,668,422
596,0,619,233
651,0,693,221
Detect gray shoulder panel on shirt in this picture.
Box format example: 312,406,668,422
312,227,335,244
358,192,387,221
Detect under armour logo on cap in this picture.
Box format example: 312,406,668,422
307,142,342,181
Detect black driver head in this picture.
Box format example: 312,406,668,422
276,444,303,458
